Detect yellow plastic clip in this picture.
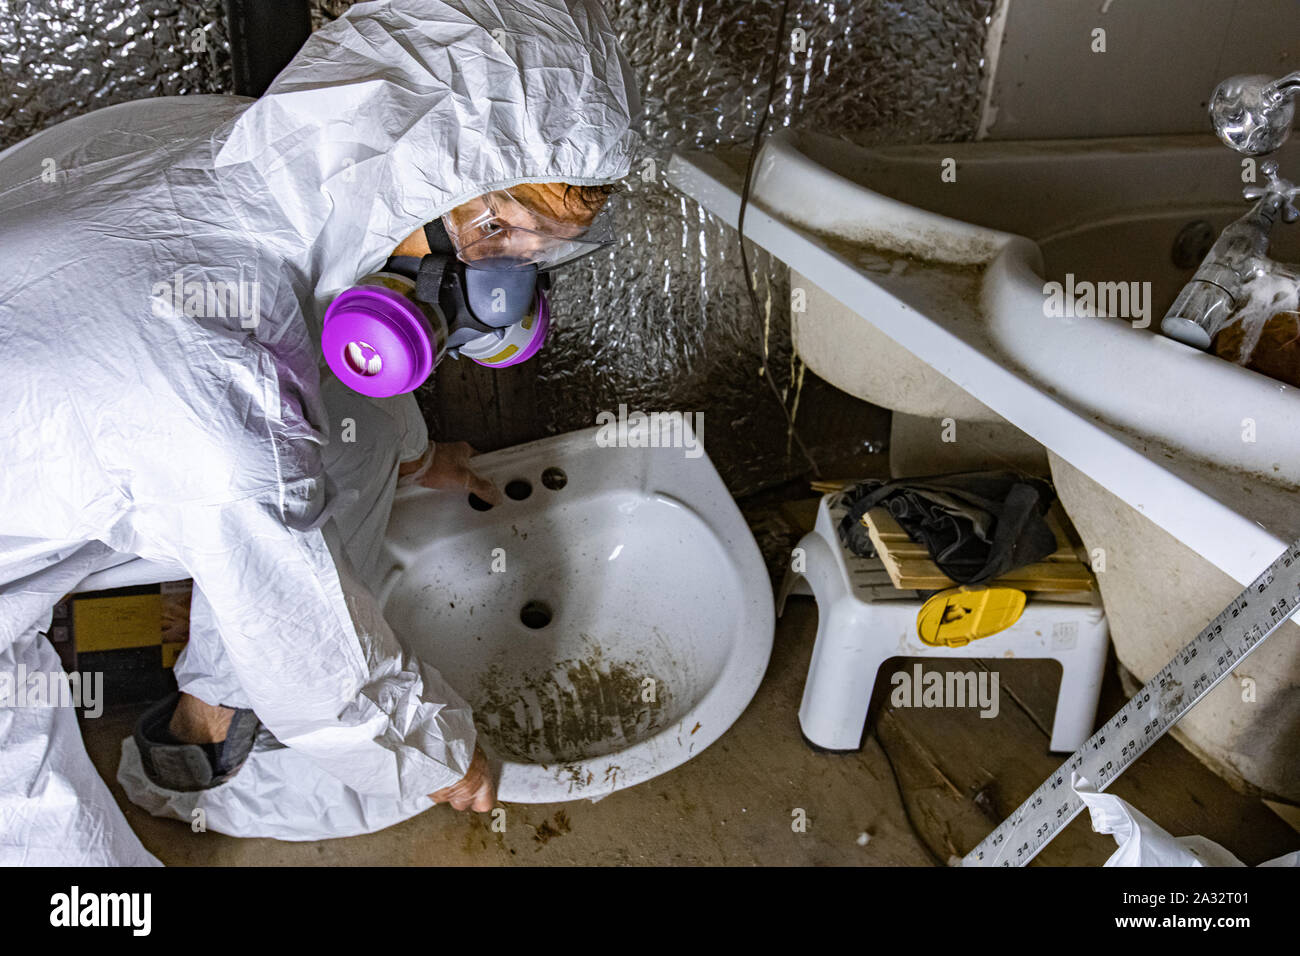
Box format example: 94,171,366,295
916,585,1026,648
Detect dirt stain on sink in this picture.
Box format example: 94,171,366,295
473,646,673,764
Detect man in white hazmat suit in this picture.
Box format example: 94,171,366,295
0,0,640,864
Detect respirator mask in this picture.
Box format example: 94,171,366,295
322,187,614,397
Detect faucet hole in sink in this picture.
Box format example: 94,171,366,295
519,600,553,630
505,479,532,501
467,493,494,511
540,467,567,490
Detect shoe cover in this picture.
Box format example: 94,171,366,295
118,728,438,841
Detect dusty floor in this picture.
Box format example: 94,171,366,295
80,595,1298,866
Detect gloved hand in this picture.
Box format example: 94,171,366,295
400,440,502,504
429,745,496,811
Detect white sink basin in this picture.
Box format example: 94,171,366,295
378,426,773,802
669,131,1300,584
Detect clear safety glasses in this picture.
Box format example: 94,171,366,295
441,187,616,271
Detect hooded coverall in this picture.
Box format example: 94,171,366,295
0,0,639,863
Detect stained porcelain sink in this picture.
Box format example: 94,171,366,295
376,426,773,802
668,130,1300,584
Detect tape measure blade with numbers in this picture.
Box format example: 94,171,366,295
964,538,1300,868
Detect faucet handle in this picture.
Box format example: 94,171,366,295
1243,160,1300,221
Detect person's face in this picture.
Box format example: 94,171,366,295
391,183,611,262
446,182,604,231
441,182,609,265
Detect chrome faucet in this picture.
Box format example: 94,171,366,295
1161,162,1299,348
1209,72,1300,157
1160,71,1300,349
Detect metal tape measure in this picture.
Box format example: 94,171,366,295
964,539,1300,867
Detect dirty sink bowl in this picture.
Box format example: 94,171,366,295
376,425,773,803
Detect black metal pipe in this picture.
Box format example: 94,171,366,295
225,0,313,98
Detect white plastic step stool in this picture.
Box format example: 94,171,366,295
778,495,1109,753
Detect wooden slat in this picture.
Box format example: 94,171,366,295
862,506,1095,594
810,478,860,495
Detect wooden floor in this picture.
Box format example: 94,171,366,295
419,348,543,453
870,652,1296,865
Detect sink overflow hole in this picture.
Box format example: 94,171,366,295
520,600,553,629
505,479,532,501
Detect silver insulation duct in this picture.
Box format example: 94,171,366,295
1,2,232,138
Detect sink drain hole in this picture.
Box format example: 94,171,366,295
541,466,567,490
520,600,553,630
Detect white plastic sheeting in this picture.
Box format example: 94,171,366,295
1075,775,1299,867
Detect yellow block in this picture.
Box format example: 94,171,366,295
916,586,1026,648
161,641,186,669
72,593,162,652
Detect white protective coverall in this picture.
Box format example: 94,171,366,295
0,0,639,863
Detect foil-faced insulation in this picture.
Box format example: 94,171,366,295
0,1,232,147
1,0,995,495
518,0,996,494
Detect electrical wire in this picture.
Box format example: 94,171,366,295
736,0,821,478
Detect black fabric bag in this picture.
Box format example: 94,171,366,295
836,471,1058,585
